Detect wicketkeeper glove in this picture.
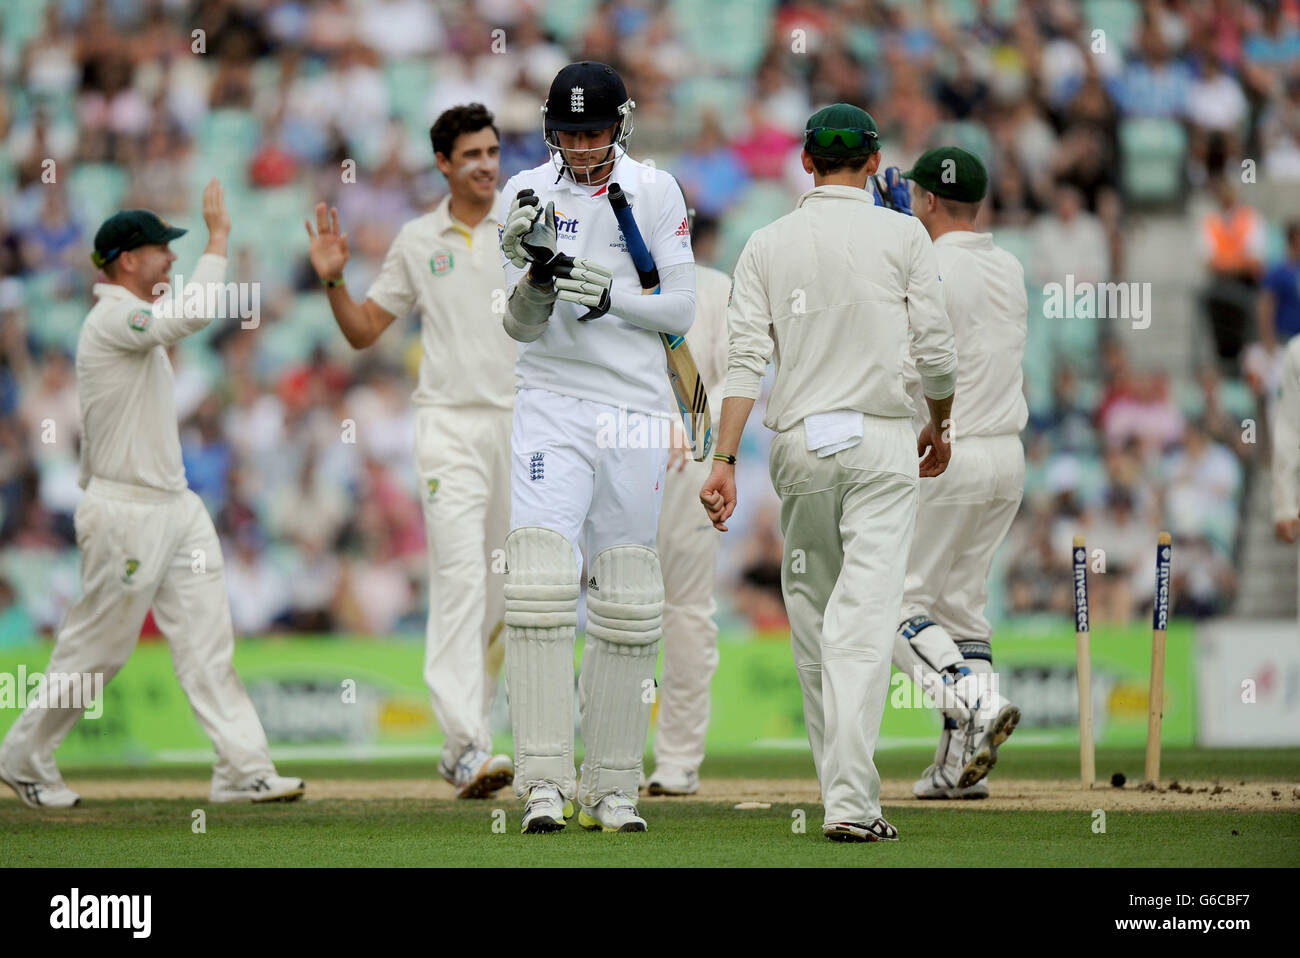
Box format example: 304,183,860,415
873,167,913,215
555,257,613,320
501,189,543,269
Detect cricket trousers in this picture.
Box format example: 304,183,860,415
415,404,512,770
653,455,721,776
899,434,1025,652
0,478,276,790
771,416,919,827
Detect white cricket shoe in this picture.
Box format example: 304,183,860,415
440,748,514,799
0,762,80,808
578,791,647,832
646,766,699,796
210,774,305,804
957,692,1021,790
823,818,899,842
521,782,570,834
911,722,966,798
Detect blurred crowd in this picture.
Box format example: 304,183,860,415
2,0,1299,643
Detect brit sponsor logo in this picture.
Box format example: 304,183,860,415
555,211,579,237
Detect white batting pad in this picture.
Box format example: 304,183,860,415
892,616,971,723
504,526,581,799
578,544,664,807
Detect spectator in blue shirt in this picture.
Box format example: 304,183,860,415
1109,28,1192,118
1260,221,1300,349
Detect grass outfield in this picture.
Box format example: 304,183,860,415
4,747,1298,867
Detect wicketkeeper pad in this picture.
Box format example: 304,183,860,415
578,544,664,807
504,526,581,799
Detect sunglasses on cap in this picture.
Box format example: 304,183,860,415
805,127,879,151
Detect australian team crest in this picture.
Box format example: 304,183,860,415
430,251,454,276
122,558,140,583
426,478,440,500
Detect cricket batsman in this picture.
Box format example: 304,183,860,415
0,181,304,807
496,61,695,833
701,105,958,842
305,104,516,799
648,205,731,797
1272,334,1300,616
885,147,1024,799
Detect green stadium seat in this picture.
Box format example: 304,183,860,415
386,59,432,131
671,0,775,74
671,77,749,133
717,183,791,272
1120,118,1186,205
67,164,128,230
1084,0,1141,51
541,0,601,43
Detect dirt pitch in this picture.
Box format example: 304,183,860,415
39,776,1300,812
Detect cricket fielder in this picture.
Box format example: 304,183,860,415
496,61,695,833
701,105,958,842
881,148,1026,799
648,238,731,797
0,182,304,807
306,104,515,799
1272,335,1300,615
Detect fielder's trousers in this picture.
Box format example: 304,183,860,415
0,477,275,790
653,454,721,776
415,404,511,769
771,416,918,826
900,433,1025,647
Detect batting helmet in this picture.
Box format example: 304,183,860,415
541,61,636,185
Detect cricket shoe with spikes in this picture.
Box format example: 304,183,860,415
440,748,514,799
956,678,1021,790
0,761,80,808
646,766,699,796
912,721,966,798
210,774,305,803
823,818,899,842
521,783,571,834
578,791,647,832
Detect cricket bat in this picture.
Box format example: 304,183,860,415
606,183,714,462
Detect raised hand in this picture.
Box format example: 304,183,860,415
202,178,230,238
303,202,350,282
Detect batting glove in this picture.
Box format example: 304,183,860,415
501,190,542,269
555,257,613,320
521,200,563,283
873,167,913,215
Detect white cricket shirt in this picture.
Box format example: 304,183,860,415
724,185,957,432
920,230,1029,438
1273,336,1300,522
496,153,695,416
76,254,228,492
367,193,515,410
688,263,732,420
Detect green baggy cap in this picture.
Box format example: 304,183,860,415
92,209,187,268
804,103,880,157
902,146,988,202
